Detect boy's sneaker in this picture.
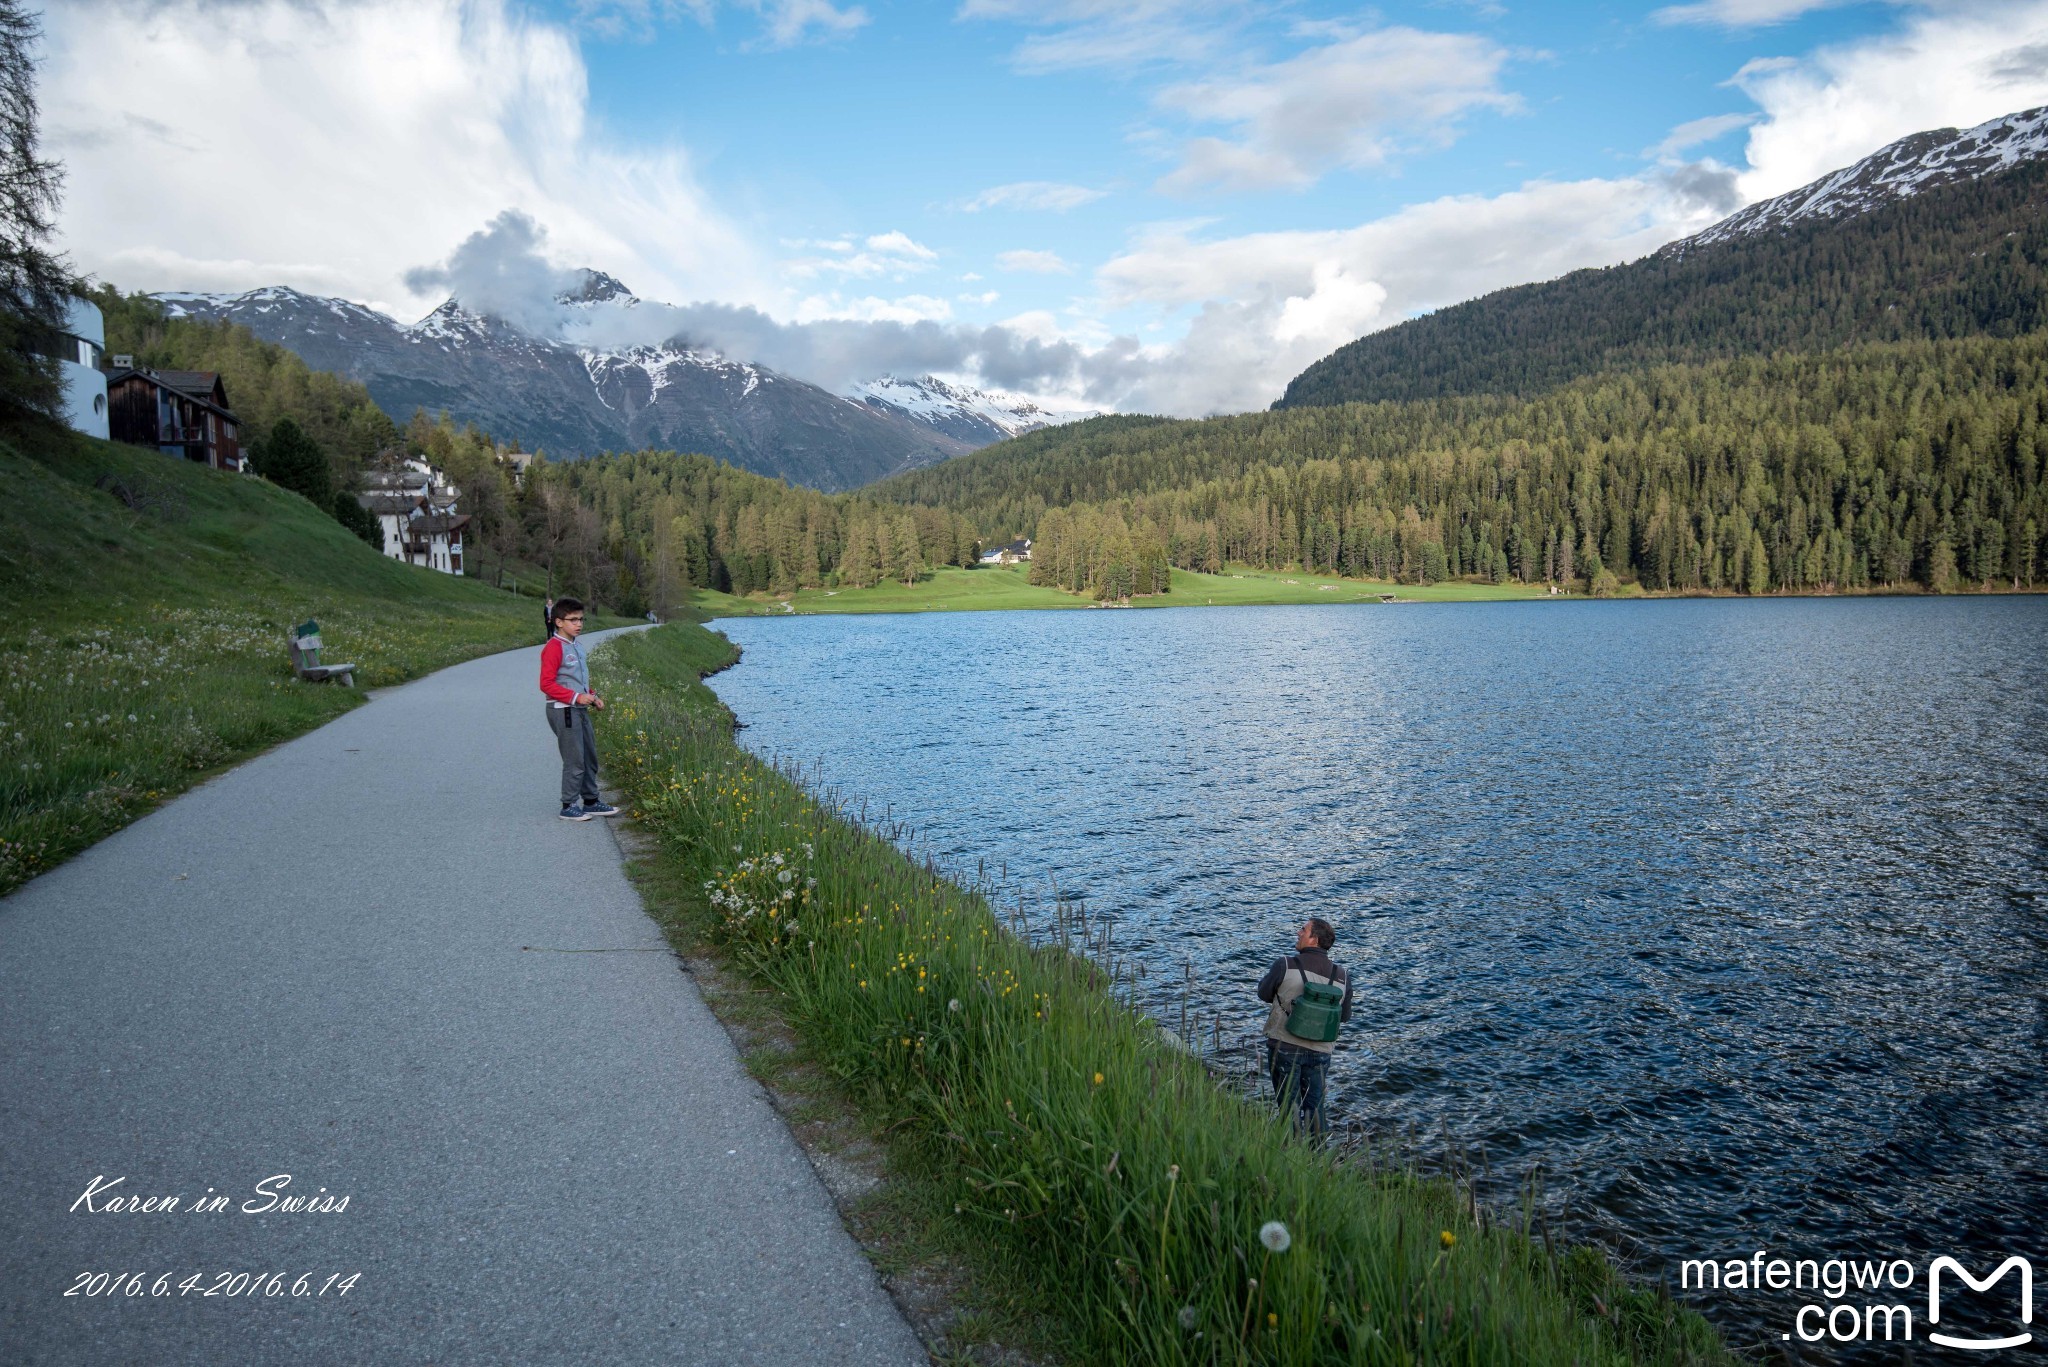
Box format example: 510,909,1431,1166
581,800,622,818
559,804,594,821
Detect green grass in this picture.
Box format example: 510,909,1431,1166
596,620,1734,1366
1154,567,1558,607
686,563,1087,617
0,423,599,895
687,563,1559,620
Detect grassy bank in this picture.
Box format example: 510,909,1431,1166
597,620,1731,1365
0,426,585,896
688,563,1557,618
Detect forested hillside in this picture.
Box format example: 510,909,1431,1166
1276,157,2048,409
871,334,2048,598
548,450,984,609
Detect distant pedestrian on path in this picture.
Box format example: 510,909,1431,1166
1255,918,1352,1141
539,599,620,822
543,596,555,640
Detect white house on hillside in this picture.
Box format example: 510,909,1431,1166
356,457,470,574
979,537,1032,566
53,297,108,439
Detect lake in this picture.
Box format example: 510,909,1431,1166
707,596,2047,1347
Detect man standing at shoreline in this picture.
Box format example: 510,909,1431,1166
539,599,620,822
1255,918,1353,1141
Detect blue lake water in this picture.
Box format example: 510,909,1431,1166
706,597,2047,1348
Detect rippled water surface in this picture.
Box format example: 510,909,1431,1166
707,598,2047,1346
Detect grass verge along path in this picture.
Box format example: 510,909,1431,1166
597,621,1732,1366
0,427,605,896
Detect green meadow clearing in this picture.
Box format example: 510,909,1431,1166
687,563,1560,619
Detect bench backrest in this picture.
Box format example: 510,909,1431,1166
289,620,323,670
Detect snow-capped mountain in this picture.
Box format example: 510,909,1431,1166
155,275,992,492
1670,105,2048,254
844,374,1097,446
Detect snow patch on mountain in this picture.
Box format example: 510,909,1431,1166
579,343,767,413
844,374,1097,445
1671,105,2048,254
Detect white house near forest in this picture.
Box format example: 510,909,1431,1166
356,458,469,574
979,538,1032,566
54,297,109,439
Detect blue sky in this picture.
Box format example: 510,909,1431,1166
45,0,2048,412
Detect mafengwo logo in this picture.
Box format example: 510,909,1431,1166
1680,1251,2033,1349
1928,1256,2032,1352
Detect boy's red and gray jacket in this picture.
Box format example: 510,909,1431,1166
539,634,589,706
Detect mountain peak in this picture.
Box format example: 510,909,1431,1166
560,269,636,306
1669,104,2048,255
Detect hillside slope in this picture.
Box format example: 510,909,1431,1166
0,427,555,894
1278,125,2048,409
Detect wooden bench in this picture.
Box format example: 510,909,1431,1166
288,619,356,687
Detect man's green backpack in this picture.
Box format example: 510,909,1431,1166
1284,957,1346,1043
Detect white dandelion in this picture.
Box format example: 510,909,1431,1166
1259,1221,1291,1254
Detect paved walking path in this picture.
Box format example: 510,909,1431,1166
0,629,926,1366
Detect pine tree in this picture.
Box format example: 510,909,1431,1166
253,417,334,510
0,0,73,423
331,490,380,546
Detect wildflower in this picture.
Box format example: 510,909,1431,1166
947,998,961,1013
1177,1306,1198,1332
1092,1072,1104,1086
1260,1221,1292,1254
1267,1313,1278,1329
1440,1230,1456,1250
1167,1165,1180,1181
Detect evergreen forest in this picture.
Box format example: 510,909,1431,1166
871,334,2048,599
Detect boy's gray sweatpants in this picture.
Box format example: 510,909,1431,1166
547,705,600,808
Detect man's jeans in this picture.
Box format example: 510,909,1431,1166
1266,1040,1330,1140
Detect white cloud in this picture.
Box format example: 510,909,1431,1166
1728,0,2048,201
793,292,954,324
46,0,763,317
1654,0,1863,27
959,290,1001,304
572,0,866,47
958,0,1244,74
784,231,940,280
864,231,937,260
961,181,1108,212
997,249,1075,274
1154,26,1518,193
751,0,868,46
1653,111,1756,157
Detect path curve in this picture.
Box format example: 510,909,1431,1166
0,628,926,1366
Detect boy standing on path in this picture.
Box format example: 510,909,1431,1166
539,599,620,822
1255,918,1353,1140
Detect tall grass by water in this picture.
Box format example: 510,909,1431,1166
599,622,1732,1365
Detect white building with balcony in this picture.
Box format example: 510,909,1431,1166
56,298,109,439
356,457,470,575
